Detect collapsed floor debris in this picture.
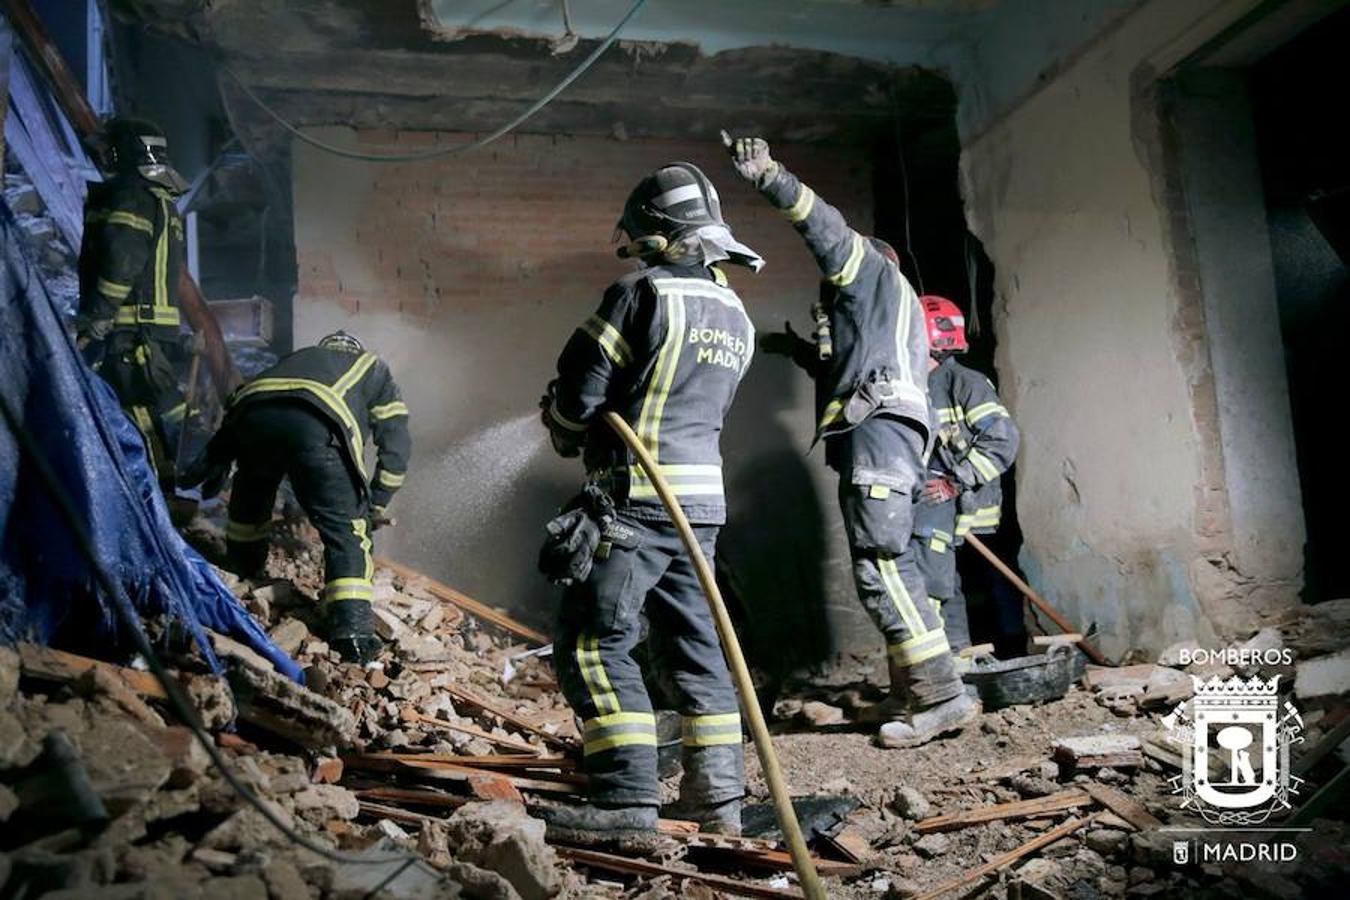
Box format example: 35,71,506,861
2,514,1348,899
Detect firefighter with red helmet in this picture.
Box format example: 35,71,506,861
915,296,1020,651
726,134,978,749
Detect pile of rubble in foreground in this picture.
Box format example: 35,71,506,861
0,520,843,899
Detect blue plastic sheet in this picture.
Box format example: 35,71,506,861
1,201,302,683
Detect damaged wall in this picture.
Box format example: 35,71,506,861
292,130,878,673
957,0,1311,657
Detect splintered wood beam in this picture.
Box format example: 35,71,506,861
343,753,582,795
911,813,1099,900
1081,784,1162,831
402,709,542,755
354,786,469,811
556,847,806,899
376,557,551,645
442,684,578,751
915,789,1092,833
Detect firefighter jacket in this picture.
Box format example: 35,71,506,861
927,356,1019,538
223,347,411,508
78,174,185,340
548,264,755,526
758,165,930,451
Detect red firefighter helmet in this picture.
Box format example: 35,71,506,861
921,295,967,353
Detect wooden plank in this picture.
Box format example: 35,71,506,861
1082,784,1162,832
916,790,1091,834
375,753,577,771
19,644,169,699
819,827,872,864
911,813,1099,900
354,786,469,811
0,0,100,136
556,847,805,899
377,557,551,645
342,754,582,795
443,685,578,751
358,800,441,827
403,709,542,755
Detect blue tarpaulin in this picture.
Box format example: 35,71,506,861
0,200,302,683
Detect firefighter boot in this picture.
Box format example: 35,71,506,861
538,803,659,848
322,599,384,665
859,656,917,724
875,693,980,749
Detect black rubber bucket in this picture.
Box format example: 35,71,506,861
962,643,1085,710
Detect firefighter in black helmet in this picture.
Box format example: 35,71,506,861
76,117,193,488
537,162,760,842
181,331,412,665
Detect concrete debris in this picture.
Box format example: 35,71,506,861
291,783,360,822
445,800,561,900
889,785,931,821
799,700,846,727
1294,647,1350,702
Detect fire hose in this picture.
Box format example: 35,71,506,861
602,412,825,899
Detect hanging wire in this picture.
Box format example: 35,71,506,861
888,80,924,294
222,0,648,164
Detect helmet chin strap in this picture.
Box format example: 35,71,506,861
616,235,669,260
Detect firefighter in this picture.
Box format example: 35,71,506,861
75,117,193,487
182,332,410,664
726,134,979,749
538,162,761,841
912,296,1020,652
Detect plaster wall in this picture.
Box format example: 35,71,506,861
957,0,1306,656
292,131,879,672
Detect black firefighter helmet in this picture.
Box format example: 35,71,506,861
97,117,190,194
616,162,764,272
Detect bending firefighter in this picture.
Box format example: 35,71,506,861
727,134,979,748
182,332,410,664
538,162,761,841
75,117,193,487
912,296,1020,650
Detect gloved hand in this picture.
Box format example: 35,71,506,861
921,476,961,505
721,131,779,188
369,505,395,531
759,321,809,357
73,315,113,349
178,451,231,499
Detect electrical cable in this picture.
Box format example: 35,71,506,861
0,393,425,871
222,0,648,164
888,81,924,294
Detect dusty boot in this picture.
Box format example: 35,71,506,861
538,803,659,848
687,798,742,835
859,657,917,724
322,599,384,665
876,693,980,749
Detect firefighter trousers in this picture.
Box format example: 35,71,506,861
554,514,743,809
912,498,972,651
224,403,373,606
835,417,964,709
98,330,185,483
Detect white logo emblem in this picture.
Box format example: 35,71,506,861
1162,675,1304,826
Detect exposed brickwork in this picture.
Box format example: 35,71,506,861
296,132,873,323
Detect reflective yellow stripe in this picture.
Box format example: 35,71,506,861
97,278,132,300
826,232,865,287
681,713,742,747
576,633,620,716
784,185,816,223
932,529,954,543
106,210,154,233
635,292,685,464
333,352,378,396
130,405,165,473
377,470,405,489
153,196,170,311
626,462,724,499
583,711,657,754
929,536,948,553
878,557,926,637
352,518,373,580
968,448,1000,481
888,629,951,666
114,306,181,326
323,576,373,602
710,266,728,287
163,403,188,424
226,520,272,542
581,315,634,368
370,400,408,420
937,406,964,425
819,398,845,430
965,402,1007,425
233,378,367,479
584,732,659,754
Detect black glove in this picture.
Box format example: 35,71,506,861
759,321,809,357
538,485,615,587
368,505,394,532
178,450,231,499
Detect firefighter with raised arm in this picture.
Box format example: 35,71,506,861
726,133,979,748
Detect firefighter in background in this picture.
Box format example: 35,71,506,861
538,162,761,840
181,332,410,665
912,296,1020,651
726,134,979,749
75,117,193,488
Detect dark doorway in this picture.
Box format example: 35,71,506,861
1251,5,1350,602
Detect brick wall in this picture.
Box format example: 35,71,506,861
293,130,882,668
